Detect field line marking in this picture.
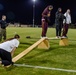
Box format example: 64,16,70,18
14,64,76,73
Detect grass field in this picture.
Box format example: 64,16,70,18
0,27,76,75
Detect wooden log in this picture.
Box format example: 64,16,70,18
12,38,49,62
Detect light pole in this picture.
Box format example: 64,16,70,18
32,0,36,27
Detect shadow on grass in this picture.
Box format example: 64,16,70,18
25,50,50,59
5,65,17,71
25,46,60,59
61,44,76,48
26,37,40,40
24,43,76,59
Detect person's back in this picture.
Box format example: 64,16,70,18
0,39,19,52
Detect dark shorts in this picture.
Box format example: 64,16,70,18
0,48,13,66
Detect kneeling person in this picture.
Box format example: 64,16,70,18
0,34,20,66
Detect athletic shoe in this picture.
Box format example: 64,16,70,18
55,36,59,38
58,36,61,38
61,36,67,38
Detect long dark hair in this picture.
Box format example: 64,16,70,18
4,34,20,42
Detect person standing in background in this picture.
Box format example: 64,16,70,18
55,8,64,38
62,9,71,38
41,5,53,38
0,15,8,42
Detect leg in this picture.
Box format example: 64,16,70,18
65,24,69,36
0,34,2,42
56,25,59,37
59,28,61,36
41,20,46,37
44,21,48,37
0,29,2,42
0,53,2,65
0,49,12,66
3,29,6,40
0,61,2,65
62,24,66,36
59,23,63,36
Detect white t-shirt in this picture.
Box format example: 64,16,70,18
63,12,71,24
0,39,19,52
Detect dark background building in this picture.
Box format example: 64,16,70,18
0,0,76,26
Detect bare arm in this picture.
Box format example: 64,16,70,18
11,47,17,57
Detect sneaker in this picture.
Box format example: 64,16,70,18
55,36,59,39
41,36,48,38
61,36,67,38
58,36,61,38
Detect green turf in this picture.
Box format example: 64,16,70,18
0,27,76,75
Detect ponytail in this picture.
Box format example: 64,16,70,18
14,34,20,39
4,34,20,42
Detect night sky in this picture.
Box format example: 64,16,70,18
0,0,76,25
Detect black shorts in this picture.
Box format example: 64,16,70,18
0,48,13,66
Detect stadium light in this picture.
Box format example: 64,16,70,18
33,0,36,2
32,0,36,27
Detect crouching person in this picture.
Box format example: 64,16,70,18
0,34,20,66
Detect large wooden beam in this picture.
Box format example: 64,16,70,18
48,37,67,40
12,38,49,62
48,37,60,40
